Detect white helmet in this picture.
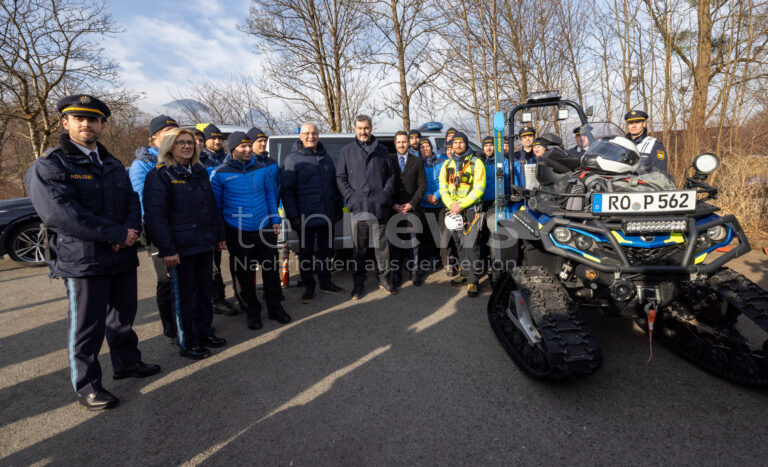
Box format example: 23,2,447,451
444,213,465,231
581,136,640,174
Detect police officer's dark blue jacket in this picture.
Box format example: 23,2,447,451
210,156,280,231
336,135,398,220
143,161,226,258
513,148,535,164
128,145,158,214
280,140,342,227
254,152,280,191
24,134,142,278
199,147,227,174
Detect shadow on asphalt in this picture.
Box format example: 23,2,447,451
2,270,767,464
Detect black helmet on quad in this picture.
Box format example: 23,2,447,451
581,136,640,174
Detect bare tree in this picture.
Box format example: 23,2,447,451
365,0,443,130
0,0,121,158
171,73,290,133
240,0,375,132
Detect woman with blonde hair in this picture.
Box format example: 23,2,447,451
143,128,227,360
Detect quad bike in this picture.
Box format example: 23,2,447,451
487,93,768,387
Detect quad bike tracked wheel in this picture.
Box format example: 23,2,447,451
635,268,768,387
488,266,603,381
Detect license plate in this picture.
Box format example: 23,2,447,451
592,190,696,214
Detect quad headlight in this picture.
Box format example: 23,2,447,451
575,235,593,250
707,225,727,241
553,227,572,243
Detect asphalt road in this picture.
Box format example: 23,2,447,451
1,250,766,465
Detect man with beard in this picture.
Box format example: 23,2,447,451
25,94,160,410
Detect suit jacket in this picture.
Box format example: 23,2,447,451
394,152,426,214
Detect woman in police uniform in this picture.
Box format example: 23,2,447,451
143,128,227,360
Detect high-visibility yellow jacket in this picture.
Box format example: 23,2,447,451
438,153,486,210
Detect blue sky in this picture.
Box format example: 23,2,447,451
104,0,260,114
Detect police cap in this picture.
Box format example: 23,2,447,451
149,115,179,136
482,135,494,146
624,110,648,122
227,131,252,153
573,127,581,136
247,127,268,141
203,124,224,141
532,138,543,147
519,126,535,137
56,94,111,119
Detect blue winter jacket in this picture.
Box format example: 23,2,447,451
482,156,511,203
128,145,158,214
143,162,226,258
420,154,447,209
24,134,141,278
254,152,279,191
210,156,280,232
280,141,342,227
199,148,227,175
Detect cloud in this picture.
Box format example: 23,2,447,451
103,0,262,115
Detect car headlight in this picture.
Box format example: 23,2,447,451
553,227,572,243
707,225,727,241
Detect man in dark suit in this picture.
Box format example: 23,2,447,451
336,115,400,299
391,131,426,287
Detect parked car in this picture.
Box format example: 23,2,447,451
0,197,45,266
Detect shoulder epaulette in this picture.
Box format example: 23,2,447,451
41,147,62,158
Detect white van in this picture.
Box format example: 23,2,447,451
268,127,481,252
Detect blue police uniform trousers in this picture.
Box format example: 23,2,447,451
64,269,142,396
168,251,215,350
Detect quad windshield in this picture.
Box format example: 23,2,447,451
577,122,624,147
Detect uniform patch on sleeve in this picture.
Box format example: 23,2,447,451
656,150,665,160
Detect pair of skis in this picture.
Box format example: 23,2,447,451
493,111,505,232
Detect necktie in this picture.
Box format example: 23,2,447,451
89,151,101,166
399,155,405,171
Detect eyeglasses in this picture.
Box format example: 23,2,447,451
175,140,195,147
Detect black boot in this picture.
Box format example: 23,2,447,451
246,308,262,330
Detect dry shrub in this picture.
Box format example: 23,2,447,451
708,154,768,243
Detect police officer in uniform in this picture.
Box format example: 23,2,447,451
513,126,536,164
570,127,589,155
25,95,160,411
625,110,668,174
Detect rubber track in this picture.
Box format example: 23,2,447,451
489,266,602,381
649,267,768,387
708,268,768,333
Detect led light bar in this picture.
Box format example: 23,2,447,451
622,219,688,234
